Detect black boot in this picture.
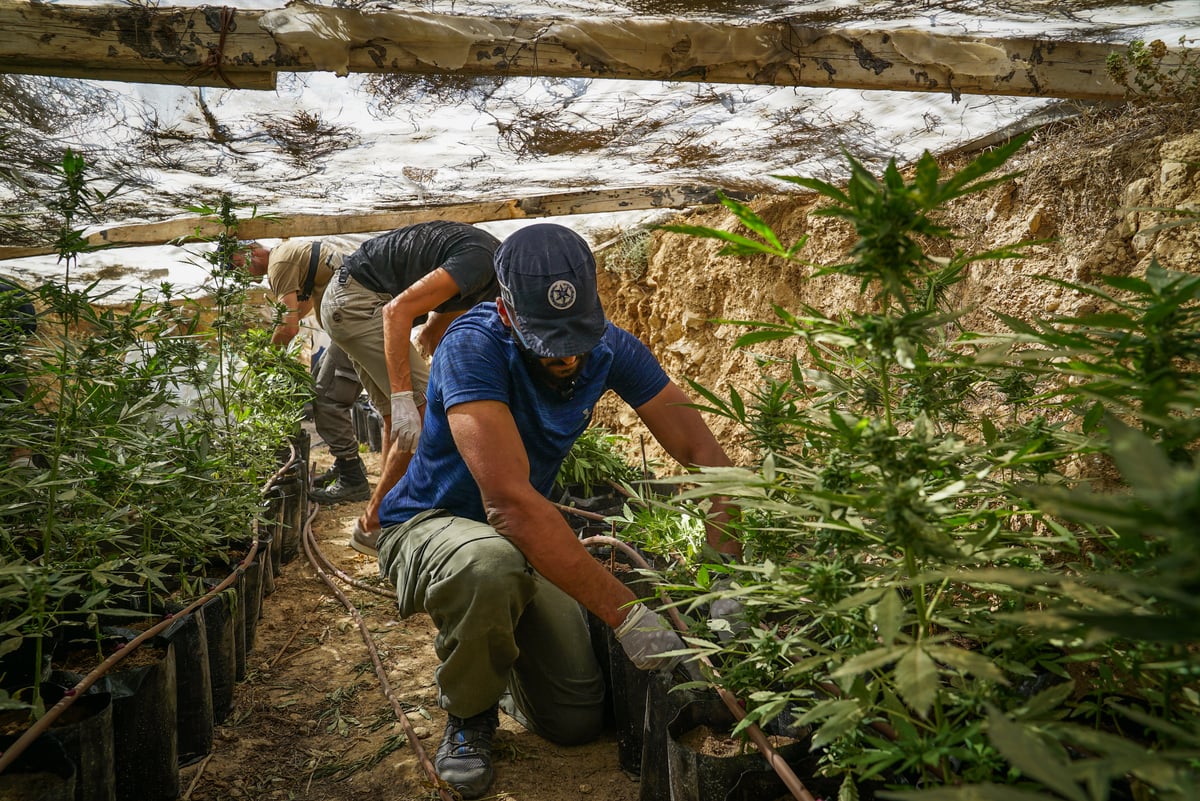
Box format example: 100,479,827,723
312,462,340,488
311,457,370,504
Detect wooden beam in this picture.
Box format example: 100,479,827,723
0,185,737,260
0,1,1185,100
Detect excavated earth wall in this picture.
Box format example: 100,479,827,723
592,104,1200,467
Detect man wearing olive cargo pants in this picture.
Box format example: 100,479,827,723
373,224,739,798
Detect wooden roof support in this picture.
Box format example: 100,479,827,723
0,1,1185,100
0,184,740,260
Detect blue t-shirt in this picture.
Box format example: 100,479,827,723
378,303,669,527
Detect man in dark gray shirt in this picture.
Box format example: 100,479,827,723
319,221,500,552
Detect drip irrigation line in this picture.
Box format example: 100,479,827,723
0,538,262,775
300,502,453,801
263,442,300,497
304,501,397,599
579,534,817,801
552,500,613,524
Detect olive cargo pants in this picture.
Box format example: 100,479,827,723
378,510,606,745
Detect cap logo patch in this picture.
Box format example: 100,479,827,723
547,280,577,311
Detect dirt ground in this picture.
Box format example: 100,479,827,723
181,445,640,801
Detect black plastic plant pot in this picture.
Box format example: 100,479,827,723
242,557,264,656
726,769,843,801
259,486,285,580
607,624,650,778
258,530,277,596
666,697,812,801
639,671,706,801
109,638,179,801
292,429,311,467
202,561,248,681
200,587,237,725
230,572,247,682
366,413,383,452
55,631,180,801
0,730,77,801
605,564,659,778
42,675,117,801
269,494,284,579
158,609,214,767
276,471,304,564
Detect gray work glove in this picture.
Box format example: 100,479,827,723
614,603,688,672
389,390,422,452
708,589,748,645
702,553,748,645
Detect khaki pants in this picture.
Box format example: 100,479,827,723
321,270,430,414
378,510,606,745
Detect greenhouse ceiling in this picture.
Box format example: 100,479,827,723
0,0,1195,295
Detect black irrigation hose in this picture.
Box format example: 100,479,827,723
300,501,452,801
302,512,397,600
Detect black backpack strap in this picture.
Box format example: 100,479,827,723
296,242,321,302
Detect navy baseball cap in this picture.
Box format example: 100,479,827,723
495,224,606,359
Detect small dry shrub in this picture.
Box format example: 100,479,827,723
601,229,652,280
258,111,359,168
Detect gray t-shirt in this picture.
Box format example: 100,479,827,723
344,222,500,324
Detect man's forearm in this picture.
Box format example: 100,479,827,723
383,309,415,393
488,498,638,628
362,447,413,531
271,324,298,347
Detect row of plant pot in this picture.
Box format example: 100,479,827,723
583,545,831,801
0,455,310,801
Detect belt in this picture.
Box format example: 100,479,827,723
337,266,351,285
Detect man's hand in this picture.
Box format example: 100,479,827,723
614,603,689,672
708,591,747,644
389,390,422,452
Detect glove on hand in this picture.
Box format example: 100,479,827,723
389,390,421,452
708,588,748,645
614,603,687,672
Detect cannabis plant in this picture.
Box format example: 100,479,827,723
558,426,644,497
650,135,1199,796
0,165,309,719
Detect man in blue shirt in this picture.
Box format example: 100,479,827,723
374,223,737,799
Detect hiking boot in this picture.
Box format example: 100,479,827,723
435,706,499,799
349,520,379,557
310,476,371,504
312,463,340,488
310,457,370,504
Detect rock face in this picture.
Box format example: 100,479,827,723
592,104,1200,466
